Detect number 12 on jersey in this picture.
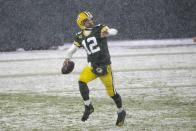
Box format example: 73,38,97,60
82,37,100,55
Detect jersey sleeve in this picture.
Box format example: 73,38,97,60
73,34,82,48
96,24,108,38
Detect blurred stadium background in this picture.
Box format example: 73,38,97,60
0,0,196,51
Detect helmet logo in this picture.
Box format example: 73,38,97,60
96,67,103,73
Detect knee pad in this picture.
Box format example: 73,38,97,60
78,81,89,101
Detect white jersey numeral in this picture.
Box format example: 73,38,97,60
82,37,100,55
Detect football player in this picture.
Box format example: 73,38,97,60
64,11,126,126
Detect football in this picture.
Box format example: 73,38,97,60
61,60,75,74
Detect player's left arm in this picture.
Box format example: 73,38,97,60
101,26,118,38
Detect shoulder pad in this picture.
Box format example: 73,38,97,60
74,31,82,39
95,24,101,27
75,31,82,36
95,24,105,27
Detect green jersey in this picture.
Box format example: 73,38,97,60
74,24,111,66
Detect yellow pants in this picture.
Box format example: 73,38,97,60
79,65,116,97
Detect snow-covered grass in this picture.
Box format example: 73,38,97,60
0,39,196,130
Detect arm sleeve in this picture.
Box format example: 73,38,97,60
65,44,78,59
107,28,118,36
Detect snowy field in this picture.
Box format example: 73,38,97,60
0,39,196,131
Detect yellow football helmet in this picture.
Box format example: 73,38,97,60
77,11,93,30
